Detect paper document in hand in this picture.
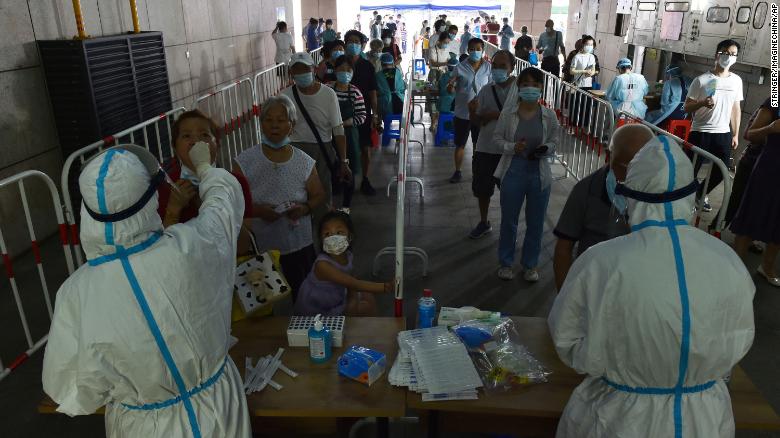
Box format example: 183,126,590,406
704,78,718,97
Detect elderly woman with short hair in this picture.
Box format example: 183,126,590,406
233,95,326,299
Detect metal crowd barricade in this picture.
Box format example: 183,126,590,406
310,47,323,65
615,112,731,236
253,62,291,139
0,171,75,382
372,66,429,317
60,107,186,266
194,78,258,170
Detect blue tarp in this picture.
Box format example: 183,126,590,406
359,4,501,11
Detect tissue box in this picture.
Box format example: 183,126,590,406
338,346,386,386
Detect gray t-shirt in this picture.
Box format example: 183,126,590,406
475,83,512,154
513,109,544,156
537,31,563,58
553,166,630,256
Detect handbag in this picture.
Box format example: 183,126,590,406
233,230,291,319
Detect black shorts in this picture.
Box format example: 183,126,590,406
454,116,480,148
471,151,502,198
357,120,373,149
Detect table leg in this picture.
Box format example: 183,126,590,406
428,410,439,438
376,417,389,438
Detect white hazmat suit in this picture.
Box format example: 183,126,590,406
605,71,649,119
42,144,251,438
548,135,755,438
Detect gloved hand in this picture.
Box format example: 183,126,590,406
189,141,212,178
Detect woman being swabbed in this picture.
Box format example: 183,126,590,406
294,211,394,316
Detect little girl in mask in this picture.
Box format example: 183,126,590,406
294,211,393,316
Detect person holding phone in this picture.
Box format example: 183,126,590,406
492,67,561,282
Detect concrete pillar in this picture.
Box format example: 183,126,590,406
300,0,338,32
514,0,553,37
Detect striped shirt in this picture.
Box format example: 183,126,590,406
328,83,368,126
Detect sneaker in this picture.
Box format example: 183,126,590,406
523,268,540,283
757,265,780,288
337,207,351,215
449,170,462,183
702,196,712,212
749,242,765,254
361,179,377,196
498,266,514,281
468,221,493,239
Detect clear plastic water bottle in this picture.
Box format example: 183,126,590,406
417,289,437,329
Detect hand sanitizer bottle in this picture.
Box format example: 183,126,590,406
308,314,332,363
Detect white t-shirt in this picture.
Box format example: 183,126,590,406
281,85,343,143
571,53,597,88
428,44,450,71
687,71,744,133
272,32,294,64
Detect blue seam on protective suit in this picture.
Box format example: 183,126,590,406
87,232,162,266
631,219,688,232
119,256,202,438
122,357,227,410
601,377,715,394
96,150,120,245
604,136,697,438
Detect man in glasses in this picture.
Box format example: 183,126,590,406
684,39,743,212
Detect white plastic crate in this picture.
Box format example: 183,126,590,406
286,316,345,347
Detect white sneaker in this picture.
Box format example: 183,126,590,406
497,266,514,281
337,207,351,215
523,268,540,283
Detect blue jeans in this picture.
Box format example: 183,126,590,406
498,157,551,269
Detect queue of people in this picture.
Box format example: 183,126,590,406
37,11,774,437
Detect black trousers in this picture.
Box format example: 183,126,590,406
279,244,316,303
687,131,732,198
724,146,761,225
541,56,560,77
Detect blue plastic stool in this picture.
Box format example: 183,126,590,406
435,113,456,146
413,58,427,77
382,114,402,146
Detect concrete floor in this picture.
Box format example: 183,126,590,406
1,123,779,437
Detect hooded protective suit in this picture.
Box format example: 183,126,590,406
605,71,649,119
548,135,755,438
42,146,251,438
647,67,692,125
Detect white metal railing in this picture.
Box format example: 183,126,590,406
372,65,429,317
0,171,75,382
60,107,187,266
194,78,259,170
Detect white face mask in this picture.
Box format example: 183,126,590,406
323,235,350,255
584,45,594,54
718,53,737,69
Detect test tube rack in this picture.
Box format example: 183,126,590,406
286,316,345,347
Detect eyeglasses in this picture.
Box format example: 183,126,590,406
717,51,738,57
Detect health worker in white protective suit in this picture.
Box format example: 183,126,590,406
42,143,251,438
548,135,755,438
605,57,649,119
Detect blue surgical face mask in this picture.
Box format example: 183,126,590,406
336,71,353,84
584,45,594,54
346,43,362,56
331,50,344,59
449,32,456,40
492,68,508,83
469,50,483,62
517,86,542,101
293,72,314,88
606,169,627,214
263,136,290,150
